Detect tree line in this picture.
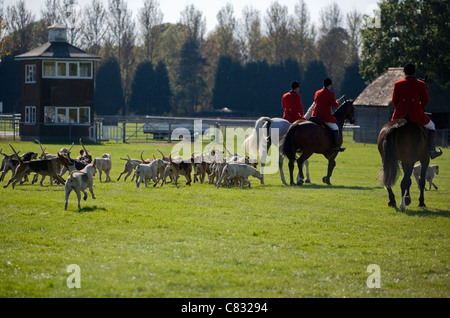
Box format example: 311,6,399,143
0,0,448,117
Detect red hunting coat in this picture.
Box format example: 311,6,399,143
282,91,304,123
312,88,339,123
391,76,431,125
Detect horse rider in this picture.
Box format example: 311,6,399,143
392,63,442,159
312,77,346,152
282,81,304,123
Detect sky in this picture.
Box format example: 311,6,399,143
8,0,380,34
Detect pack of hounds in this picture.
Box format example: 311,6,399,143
1,140,264,210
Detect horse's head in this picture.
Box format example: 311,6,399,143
342,98,355,125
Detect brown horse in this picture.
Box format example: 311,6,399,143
377,119,430,210
281,99,355,186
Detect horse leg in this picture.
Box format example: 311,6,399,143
386,187,396,208
399,163,413,211
288,158,296,186
279,154,288,185
418,158,430,207
323,158,336,185
303,159,311,183
296,157,305,186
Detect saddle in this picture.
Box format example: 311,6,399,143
308,116,333,135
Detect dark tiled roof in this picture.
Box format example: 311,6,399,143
15,41,100,60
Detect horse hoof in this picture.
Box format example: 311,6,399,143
322,176,331,185
305,179,311,183
388,201,396,208
419,202,426,207
405,196,411,206
297,180,304,186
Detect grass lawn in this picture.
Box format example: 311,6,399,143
0,136,449,298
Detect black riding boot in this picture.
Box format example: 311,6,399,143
428,129,443,159
333,130,346,152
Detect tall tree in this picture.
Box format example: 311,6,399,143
317,2,349,91
265,2,293,64
80,0,107,55
317,27,350,92
129,61,156,115
108,0,132,70
212,56,243,110
107,0,135,114
121,25,136,115
293,0,315,66
318,1,343,36
346,9,362,64
238,6,263,63
59,0,82,46
41,0,61,26
179,4,206,43
94,57,125,116
174,37,208,115
138,0,163,61
154,61,172,115
0,54,20,113
0,0,10,55
360,0,450,86
215,3,238,58
340,62,367,99
5,0,35,53
302,60,328,106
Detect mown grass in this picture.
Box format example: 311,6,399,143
0,137,449,298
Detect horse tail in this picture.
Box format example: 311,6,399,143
243,117,271,157
263,119,272,151
281,124,297,161
381,128,400,187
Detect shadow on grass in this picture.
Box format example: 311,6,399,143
264,183,379,191
78,205,107,213
403,208,450,218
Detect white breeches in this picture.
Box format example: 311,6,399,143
424,120,435,130
325,123,339,131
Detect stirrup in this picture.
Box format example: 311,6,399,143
430,148,443,159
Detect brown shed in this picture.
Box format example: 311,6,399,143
353,67,450,145
15,24,101,141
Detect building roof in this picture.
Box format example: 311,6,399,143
15,41,101,61
354,68,404,107
354,67,450,112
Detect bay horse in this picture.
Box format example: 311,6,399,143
243,117,310,185
377,119,430,211
281,98,355,186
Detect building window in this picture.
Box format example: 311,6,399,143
69,62,78,77
79,63,92,78
57,62,66,76
25,65,36,83
44,106,91,124
25,106,36,124
42,61,93,79
43,61,56,77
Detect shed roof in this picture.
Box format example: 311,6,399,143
354,67,450,112
354,68,404,107
15,41,100,61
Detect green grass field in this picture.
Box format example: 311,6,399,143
0,136,449,298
